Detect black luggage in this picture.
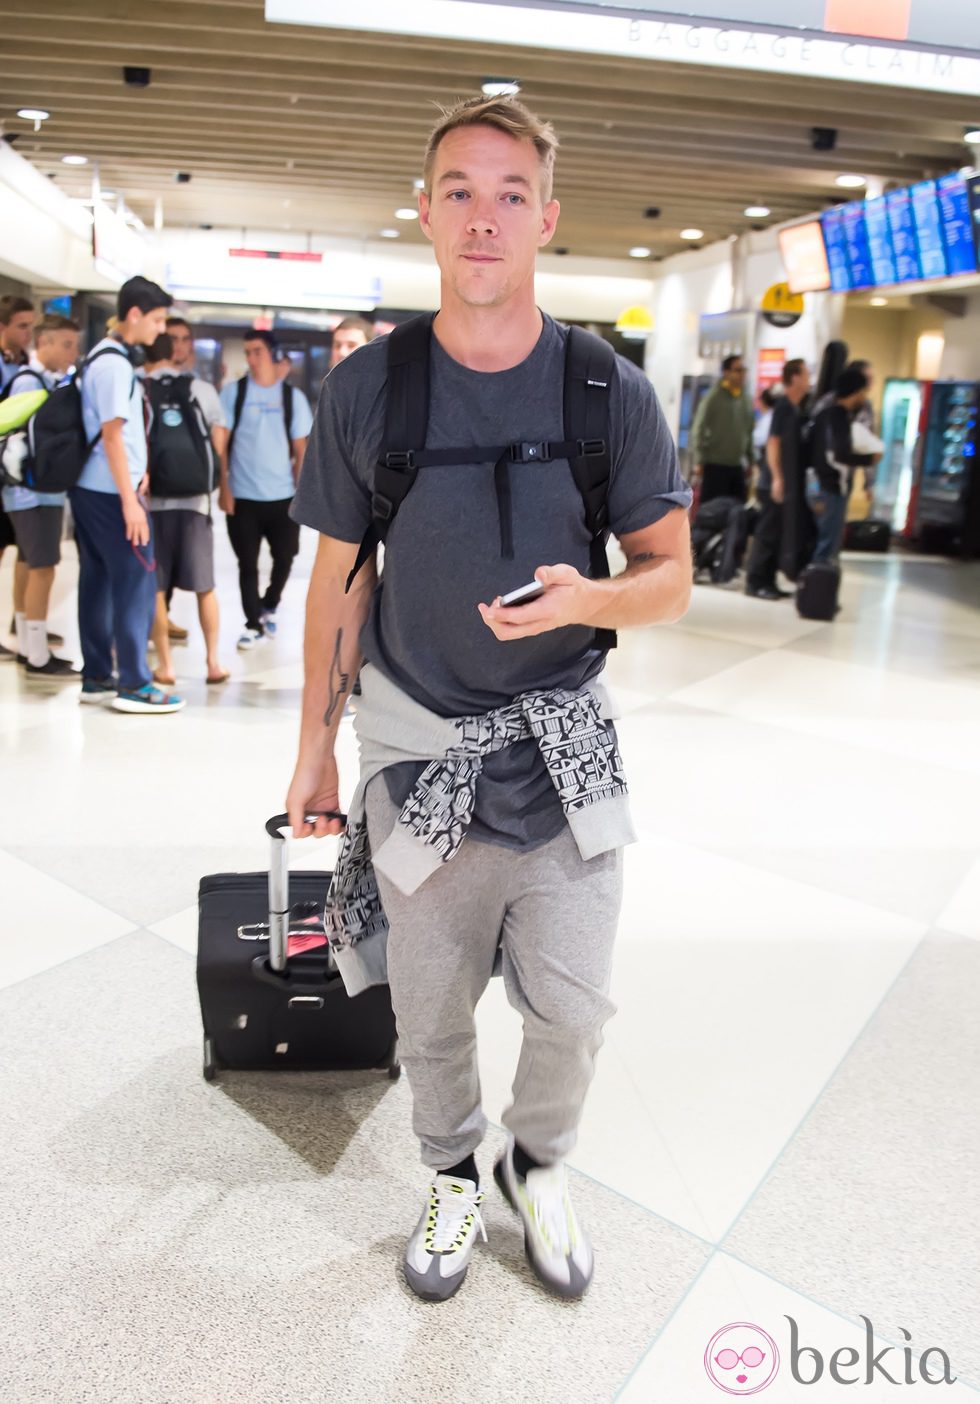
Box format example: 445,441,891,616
796,561,841,621
844,519,890,552
692,495,751,584
196,813,399,1081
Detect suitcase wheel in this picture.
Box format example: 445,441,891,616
203,1034,219,1082
388,1062,402,1080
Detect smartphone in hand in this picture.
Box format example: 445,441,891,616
499,580,545,607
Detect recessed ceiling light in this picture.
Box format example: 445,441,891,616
394,207,418,220
379,228,400,239
17,107,49,122
835,174,866,188
964,127,980,144
629,246,651,258
744,205,770,218
100,190,116,200
413,178,425,190
481,78,520,97
869,297,888,306
61,154,88,166
680,228,704,240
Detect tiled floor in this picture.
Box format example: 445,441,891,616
1,532,978,1403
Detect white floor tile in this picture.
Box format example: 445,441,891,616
0,850,134,988
617,1252,977,1401
936,859,980,941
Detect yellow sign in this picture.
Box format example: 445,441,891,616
761,282,805,314
760,282,804,327
615,305,654,340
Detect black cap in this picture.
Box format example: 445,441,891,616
117,275,172,320
835,367,868,399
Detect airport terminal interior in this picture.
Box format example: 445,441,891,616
1,3,979,1402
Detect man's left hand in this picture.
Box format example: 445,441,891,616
478,564,595,641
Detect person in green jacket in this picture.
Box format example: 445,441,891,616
692,354,754,505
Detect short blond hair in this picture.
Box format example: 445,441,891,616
422,95,559,202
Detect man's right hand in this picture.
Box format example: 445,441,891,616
219,485,235,516
122,497,150,546
286,751,345,839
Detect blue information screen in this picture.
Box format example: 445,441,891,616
969,175,980,275
864,196,897,286
911,180,948,279
841,201,874,289
820,207,851,291
937,171,977,276
886,188,922,282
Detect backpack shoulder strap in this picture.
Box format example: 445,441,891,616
282,379,294,450
345,314,434,592
226,375,249,463
563,325,617,651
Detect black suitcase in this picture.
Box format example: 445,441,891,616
196,813,399,1082
844,519,890,552
796,561,841,621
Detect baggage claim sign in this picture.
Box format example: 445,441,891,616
267,1,980,94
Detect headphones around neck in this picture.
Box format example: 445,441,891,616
111,333,147,367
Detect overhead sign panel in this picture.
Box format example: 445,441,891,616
267,2,980,93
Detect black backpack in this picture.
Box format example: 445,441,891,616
145,373,214,497
345,314,618,651
14,345,134,494
227,375,294,465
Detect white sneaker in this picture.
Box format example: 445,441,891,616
404,1173,487,1302
259,609,277,638
494,1140,593,1299
237,627,263,651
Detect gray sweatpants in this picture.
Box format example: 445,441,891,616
365,777,623,1171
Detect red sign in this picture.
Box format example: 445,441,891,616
823,0,910,41
756,348,785,400
229,248,322,263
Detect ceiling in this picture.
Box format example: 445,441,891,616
2,0,978,260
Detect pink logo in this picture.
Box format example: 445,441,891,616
705,1322,780,1395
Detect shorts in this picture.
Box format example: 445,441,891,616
0,504,16,552
9,504,63,568
151,509,215,594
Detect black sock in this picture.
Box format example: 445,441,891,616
513,1142,547,1180
442,1154,478,1186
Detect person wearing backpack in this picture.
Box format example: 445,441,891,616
72,275,185,714
745,358,811,600
218,330,313,651
2,314,80,677
286,95,692,1304
0,295,36,660
142,333,229,688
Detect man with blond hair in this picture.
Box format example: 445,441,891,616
288,95,692,1302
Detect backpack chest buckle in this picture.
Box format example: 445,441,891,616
510,441,551,463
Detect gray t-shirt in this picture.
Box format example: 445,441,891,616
291,313,690,849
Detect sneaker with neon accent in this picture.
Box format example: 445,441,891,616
111,684,186,715
493,1141,594,1299
404,1173,486,1302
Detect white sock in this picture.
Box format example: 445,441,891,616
14,611,27,656
25,619,49,668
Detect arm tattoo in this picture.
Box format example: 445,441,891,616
628,551,662,566
323,628,350,727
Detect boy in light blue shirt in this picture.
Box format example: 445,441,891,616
218,330,312,649
71,275,186,714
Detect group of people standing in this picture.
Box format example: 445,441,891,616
691,350,878,599
0,279,373,710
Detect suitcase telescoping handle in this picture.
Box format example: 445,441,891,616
265,811,347,972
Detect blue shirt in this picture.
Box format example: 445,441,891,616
2,360,64,511
0,354,28,393
219,377,313,501
77,339,146,494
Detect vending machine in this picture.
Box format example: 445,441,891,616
875,378,928,532
904,380,980,556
